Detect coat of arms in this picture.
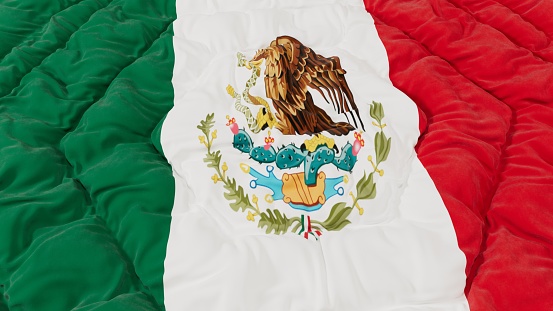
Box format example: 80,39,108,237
197,36,391,240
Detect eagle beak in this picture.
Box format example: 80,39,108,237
247,59,263,70
250,59,263,66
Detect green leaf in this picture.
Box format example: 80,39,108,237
222,178,255,212
321,203,353,231
197,113,215,137
329,219,352,231
381,137,392,164
375,131,382,160
204,150,222,169
326,202,347,221
375,131,391,165
356,172,376,201
258,209,294,234
370,101,384,123
291,221,302,233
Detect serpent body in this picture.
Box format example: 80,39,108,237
226,53,275,134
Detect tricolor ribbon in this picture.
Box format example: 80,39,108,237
298,215,322,240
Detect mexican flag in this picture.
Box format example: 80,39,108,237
0,0,473,310
0,0,175,309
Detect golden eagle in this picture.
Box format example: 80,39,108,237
248,36,364,136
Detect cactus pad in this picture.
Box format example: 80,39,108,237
333,142,357,172
304,146,335,185
250,146,277,163
275,144,306,169
233,129,254,153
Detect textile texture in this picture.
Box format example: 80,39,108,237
0,0,552,310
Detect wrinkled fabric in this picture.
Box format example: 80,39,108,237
1,0,552,310
162,0,467,310
0,0,176,310
365,0,553,310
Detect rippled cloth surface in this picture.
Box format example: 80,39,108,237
0,0,176,310
365,0,553,310
163,0,468,309
1,0,552,310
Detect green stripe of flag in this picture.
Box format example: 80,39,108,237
0,0,176,310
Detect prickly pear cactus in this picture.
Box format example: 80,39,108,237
250,146,277,163
233,129,253,153
275,144,307,170
230,128,360,185
304,146,335,185
333,142,357,172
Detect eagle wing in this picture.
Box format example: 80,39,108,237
263,36,364,129
263,38,307,115
305,51,364,129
